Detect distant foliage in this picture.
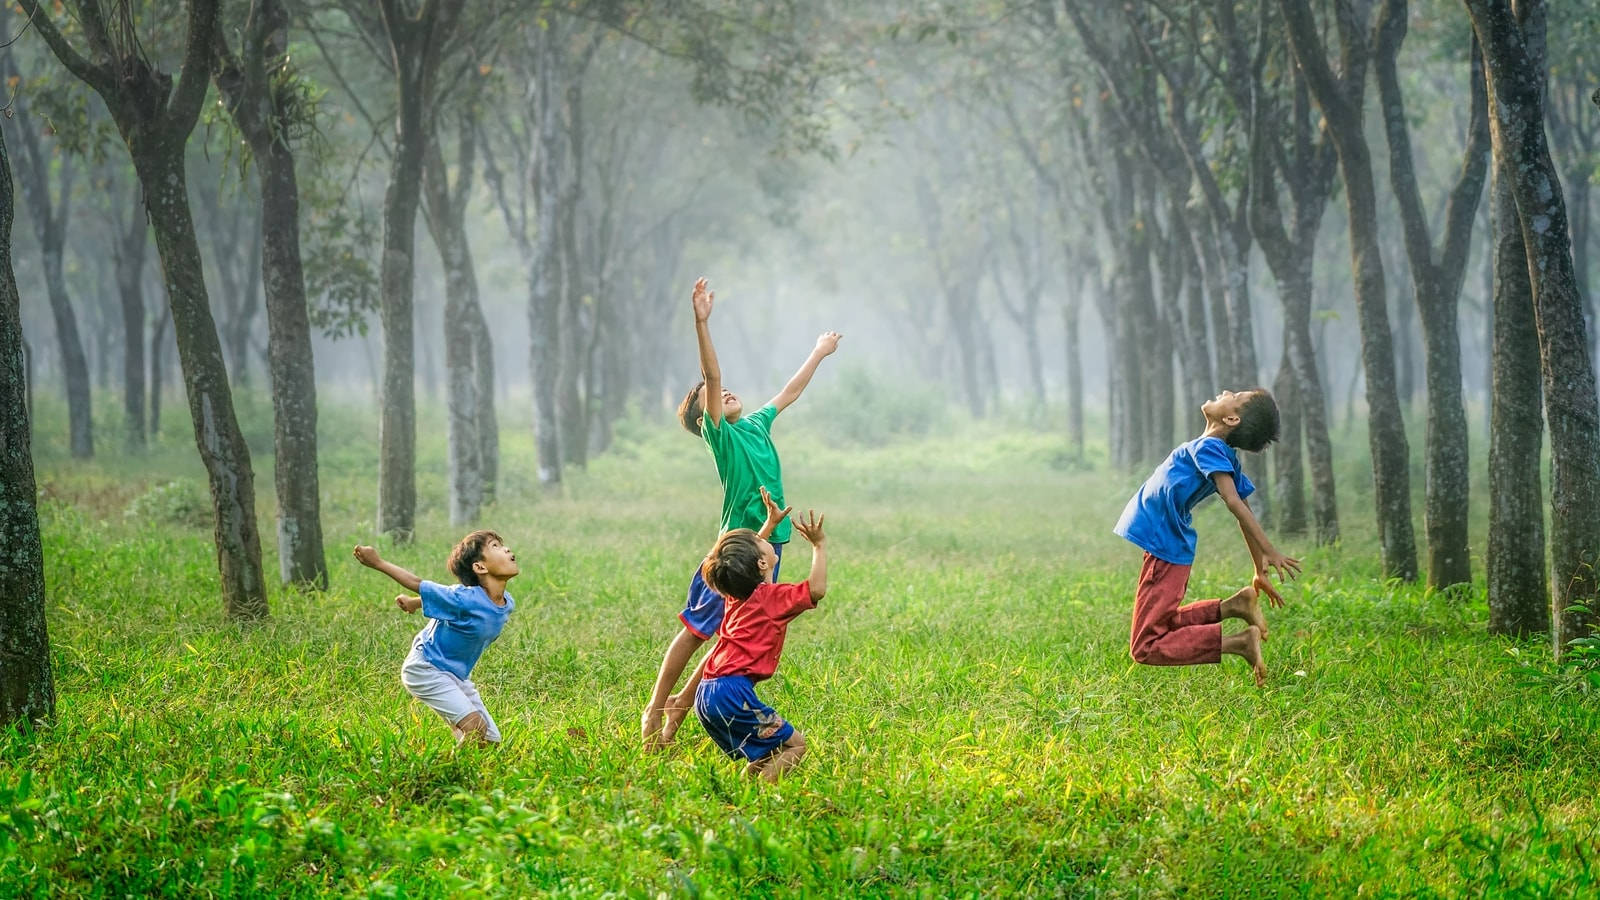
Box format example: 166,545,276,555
802,366,947,446
125,481,211,530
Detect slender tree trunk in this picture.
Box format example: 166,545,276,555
11,130,92,458
1273,334,1308,536
0,124,54,726
1281,0,1418,580
376,125,423,540
1486,156,1549,635
529,26,566,488
150,305,170,439
137,148,268,619
1064,276,1085,460
1468,0,1600,645
259,144,327,587
1375,2,1486,589
469,301,498,503
116,205,148,451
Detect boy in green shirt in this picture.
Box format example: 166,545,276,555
641,277,841,749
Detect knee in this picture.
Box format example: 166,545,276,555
787,730,807,756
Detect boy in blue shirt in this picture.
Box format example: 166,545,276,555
641,276,840,749
1114,389,1301,685
354,531,518,745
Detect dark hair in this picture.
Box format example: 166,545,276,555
702,529,766,600
1226,389,1280,453
447,530,504,586
678,380,706,437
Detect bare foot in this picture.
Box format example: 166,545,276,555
1239,625,1266,687
1222,584,1268,641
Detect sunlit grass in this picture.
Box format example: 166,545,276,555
3,391,1595,897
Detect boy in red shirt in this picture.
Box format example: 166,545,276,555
692,509,828,781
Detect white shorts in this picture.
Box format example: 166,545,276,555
400,648,502,742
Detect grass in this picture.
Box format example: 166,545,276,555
3,391,1597,897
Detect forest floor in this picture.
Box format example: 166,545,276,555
4,393,1597,897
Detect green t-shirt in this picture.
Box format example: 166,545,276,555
703,404,790,544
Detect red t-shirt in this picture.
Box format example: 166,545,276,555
704,581,815,682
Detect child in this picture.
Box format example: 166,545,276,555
1113,389,1301,686
641,276,841,749
694,508,828,781
353,531,518,744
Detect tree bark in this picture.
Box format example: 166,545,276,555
0,122,54,727
114,198,148,451
1375,1,1488,590
1466,0,1600,645
212,0,329,587
1486,149,1549,635
421,114,491,525
529,23,567,487
1281,0,1418,580
374,0,464,538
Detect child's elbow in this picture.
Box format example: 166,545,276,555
809,584,827,603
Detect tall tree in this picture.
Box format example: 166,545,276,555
22,0,269,619
422,104,497,524
212,0,329,587
1486,147,1548,635
1374,2,1490,590
1464,0,1600,646
1279,0,1418,581
111,178,149,451
0,119,54,727
2,56,92,458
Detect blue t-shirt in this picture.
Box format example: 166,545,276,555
412,580,514,680
1114,436,1255,565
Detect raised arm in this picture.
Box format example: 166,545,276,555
769,332,842,413
1212,474,1301,606
791,510,828,601
353,545,423,593
691,277,724,427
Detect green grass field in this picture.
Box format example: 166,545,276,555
4,392,1597,897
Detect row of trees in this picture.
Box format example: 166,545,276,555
5,0,1599,728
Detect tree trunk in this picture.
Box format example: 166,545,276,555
1375,1,1487,590
115,203,148,451
1486,154,1549,635
0,124,54,727
259,143,327,587
1281,0,1418,581
150,305,171,439
9,119,92,458
1272,335,1308,536
376,116,423,540
137,149,268,619
529,25,566,488
1064,272,1086,460
1468,0,1600,646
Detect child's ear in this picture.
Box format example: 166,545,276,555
473,560,489,576
1223,412,1241,427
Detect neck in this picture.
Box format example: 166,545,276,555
1201,422,1231,441
480,577,508,604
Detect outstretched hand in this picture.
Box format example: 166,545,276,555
353,545,382,568
814,331,842,357
395,594,421,614
791,510,826,546
691,277,714,323
759,486,792,529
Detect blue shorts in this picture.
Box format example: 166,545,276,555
680,542,784,639
694,675,795,762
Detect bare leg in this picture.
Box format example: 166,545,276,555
1221,625,1266,687
452,710,492,748
745,731,807,783
642,628,706,750
1219,584,1267,640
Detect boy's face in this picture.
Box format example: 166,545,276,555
700,384,743,422
1202,389,1253,428
474,539,520,581
757,538,778,583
